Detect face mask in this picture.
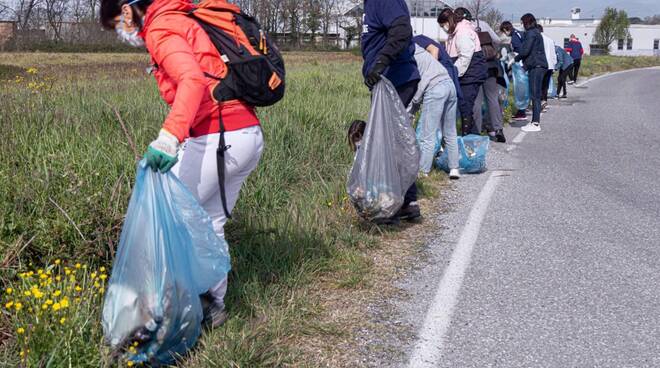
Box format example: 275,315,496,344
116,14,144,47
441,24,450,33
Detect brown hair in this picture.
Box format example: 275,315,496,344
500,21,513,34
347,120,366,152
521,13,538,31
437,8,459,34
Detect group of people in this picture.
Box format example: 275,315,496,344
98,0,588,342
359,0,585,222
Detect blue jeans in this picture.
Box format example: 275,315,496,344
417,79,459,174
529,67,547,123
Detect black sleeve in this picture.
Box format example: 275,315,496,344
376,15,413,66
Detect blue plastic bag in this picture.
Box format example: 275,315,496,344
547,77,556,98
435,135,490,174
512,62,530,111
102,160,231,365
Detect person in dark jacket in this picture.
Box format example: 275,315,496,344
554,45,573,98
565,34,584,84
515,13,547,132
500,20,527,121
361,0,421,222
500,21,523,54
412,34,463,101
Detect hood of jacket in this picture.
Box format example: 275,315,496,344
140,0,195,37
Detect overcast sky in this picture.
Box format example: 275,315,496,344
485,0,660,19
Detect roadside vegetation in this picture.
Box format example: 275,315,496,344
579,55,660,78
0,52,442,367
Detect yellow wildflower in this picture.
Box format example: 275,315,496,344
20,350,25,357
15,302,23,311
39,274,48,280
75,263,81,269
94,282,101,288
91,272,97,279
100,267,106,272
46,299,54,305
5,288,12,295
37,269,44,275
55,259,61,265
100,274,108,281
5,301,14,309
65,268,71,275
60,298,69,308
75,286,82,292
17,327,25,334
23,290,31,297
53,290,62,297
127,362,134,367
27,271,34,276
55,276,62,281
42,304,48,310
59,317,66,324
52,303,61,311
26,67,38,74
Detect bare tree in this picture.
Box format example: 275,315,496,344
319,0,336,46
44,0,67,41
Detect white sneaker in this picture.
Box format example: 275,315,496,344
521,122,541,132
449,169,461,180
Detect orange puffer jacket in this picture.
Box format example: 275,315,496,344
139,0,259,143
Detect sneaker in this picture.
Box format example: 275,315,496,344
449,169,461,180
521,122,541,132
201,293,228,329
541,101,548,110
396,202,421,221
560,95,568,99
567,80,575,85
512,111,527,121
553,95,560,100
495,129,506,143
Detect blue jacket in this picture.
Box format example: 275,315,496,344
566,40,583,60
515,27,547,70
511,29,524,53
412,35,463,99
554,45,574,71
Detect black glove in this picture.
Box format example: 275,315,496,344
365,61,388,89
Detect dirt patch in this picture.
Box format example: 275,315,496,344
292,176,450,367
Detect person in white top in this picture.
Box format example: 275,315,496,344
538,25,557,109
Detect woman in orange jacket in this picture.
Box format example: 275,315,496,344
100,0,264,327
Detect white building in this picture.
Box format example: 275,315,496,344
410,5,660,56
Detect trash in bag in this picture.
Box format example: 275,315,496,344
347,77,420,221
435,134,490,174
499,61,510,109
103,160,231,365
512,62,530,111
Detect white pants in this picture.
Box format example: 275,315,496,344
172,125,264,307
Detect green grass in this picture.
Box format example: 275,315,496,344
579,55,660,78
0,52,388,367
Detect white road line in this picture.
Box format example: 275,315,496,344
407,171,504,368
512,131,526,144
576,66,660,87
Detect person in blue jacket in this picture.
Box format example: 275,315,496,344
554,45,574,98
514,13,547,132
565,34,584,84
500,21,523,53
361,0,421,222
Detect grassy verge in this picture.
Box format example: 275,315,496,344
579,55,660,78
0,52,440,366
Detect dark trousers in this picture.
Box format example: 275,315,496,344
570,58,581,82
557,66,571,96
396,79,419,207
529,68,546,123
541,70,553,101
458,82,481,121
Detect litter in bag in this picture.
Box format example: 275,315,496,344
499,61,510,108
512,62,530,111
435,134,490,174
347,77,420,221
103,160,231,365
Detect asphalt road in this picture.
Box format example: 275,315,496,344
397,68,660,368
